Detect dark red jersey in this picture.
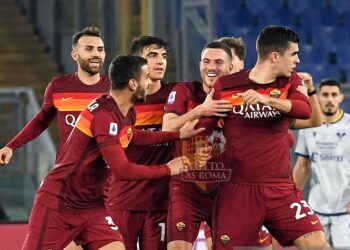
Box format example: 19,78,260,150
7,73,110,152
164,81,229,193
107,82,177,211
200,70,311,184
36,94,178,211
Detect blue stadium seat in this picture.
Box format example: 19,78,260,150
330,0,350,15
216,0,243,15
312,64,340,83
245,0,268,14
288,0,309,14
335,44,350,65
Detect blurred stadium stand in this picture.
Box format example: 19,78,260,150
215,0,350,83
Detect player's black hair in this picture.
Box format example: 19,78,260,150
109,55,148,90
257,25,299,59
130,36,169,55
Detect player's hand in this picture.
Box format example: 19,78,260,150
194,141,212,168
198,89,232,117
167,156,190,175
297,72,314,90
237,89,270,105
296,85,308,97
0,146,13,166
346,201,350,214
179,119,205,139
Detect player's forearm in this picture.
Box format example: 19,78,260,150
293,95,323,129
293,157,310,189
266,97,292,113
163,108,202,131
131,129,180,146
101,145,170,180
6,108,55,150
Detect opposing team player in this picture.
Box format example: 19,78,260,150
294,78,350,248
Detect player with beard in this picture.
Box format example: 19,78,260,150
13,55,203,250
0,26,110,162
106,36,177,250
0,26,110,250
197,26,329,249
163,41,233,250
294,78,350,248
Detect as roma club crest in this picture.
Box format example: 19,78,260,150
269,89,281,98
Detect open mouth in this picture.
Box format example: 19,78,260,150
207,72,217,78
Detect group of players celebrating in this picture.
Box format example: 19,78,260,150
0,25,332,249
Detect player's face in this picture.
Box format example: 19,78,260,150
230,49,244,74
200,48,232,89
140,45,167,81
73,36,105,75
318,85,343,116
277,42,300,77
132,64,150,104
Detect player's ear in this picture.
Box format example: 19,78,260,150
270,51,279,63
129,79,138,91
71,50,78,61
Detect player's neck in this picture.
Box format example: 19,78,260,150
77,70,101,85
249,62,277,84
147,80,162,95
323,109,342,124
110,91,133,117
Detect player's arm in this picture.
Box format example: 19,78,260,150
131,119,204,146
0,83,57,165
162,88,232,131
291,72,323,129
100,144,189,180
238,89,311,119
293,155,311,189
91,108,189,180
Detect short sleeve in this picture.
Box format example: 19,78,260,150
90,110,121,148
164,83,190,115
295,129,309,157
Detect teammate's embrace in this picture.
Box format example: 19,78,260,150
21,55,202,250
198,25,330,249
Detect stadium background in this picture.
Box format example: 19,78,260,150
0,0,349,248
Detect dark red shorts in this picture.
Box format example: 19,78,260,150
167,178,217,243
22,200,123,250
212,182,323,249
109,210,167,250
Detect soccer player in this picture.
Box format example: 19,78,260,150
294,78,350,248
216,36,246,74
15,55,203,250
0,26,110,164
218,37,324,249
106,36,177,250
198,25,329,249
163,41,233,250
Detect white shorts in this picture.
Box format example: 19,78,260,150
318,213,350,248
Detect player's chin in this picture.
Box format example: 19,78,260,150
206,78,217,87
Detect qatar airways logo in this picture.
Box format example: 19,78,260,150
232,103,282,119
